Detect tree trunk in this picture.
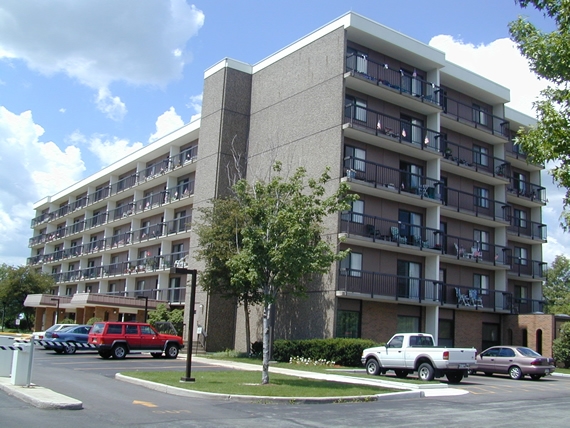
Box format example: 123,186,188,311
244,300,251,355
261,302,271,384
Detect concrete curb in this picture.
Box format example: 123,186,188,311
0,378,82,410
115,373,425,403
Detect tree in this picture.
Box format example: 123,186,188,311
553,322,570,367
195,197,263,355
509,1,570,228
544,255,570,314
0,264,54,330
147,303,184,336
198,162,355,384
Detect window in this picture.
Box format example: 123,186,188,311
474,229,490,252
514,209,528,229
336,310,360,338
168,277,181,302
515,284,528,299
340,252,362,277
388,335,404,348
126,325,138,335
396,316,420,333
398,210,422,242
345,96,367,123
136,280,145,296
438,319,454,348
397,260,421,298
343,200,364,223
347,47,368,75
141,325,154,335
401,114,423,145
513,172,527,195
65,287,72,296
514,247,528,265
174,210,187,232
344,145,366,172
473,145,489,167
472,103,488,126
400,162,423,192
108,283,116,294
482,323,500,350
178,177,191,196
474,187,489,208
473,273,490,295
107,324,122,334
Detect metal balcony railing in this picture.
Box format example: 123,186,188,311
442,139,510,178
506,257,547,279
344,103,442,153
346,53,442,107
507,219,547,241
443,187,511,222
507,180,547,203
442,96,510,138
111,173,138,194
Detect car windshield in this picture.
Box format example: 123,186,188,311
516,347,542,357
90,323,105,334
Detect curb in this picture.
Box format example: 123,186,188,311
115,373,425,403
0,378,83,410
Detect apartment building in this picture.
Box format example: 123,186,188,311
25,12,551,355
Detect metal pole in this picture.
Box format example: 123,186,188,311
181,269,197,382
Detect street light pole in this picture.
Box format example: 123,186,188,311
136,295,149,322
50,297,60,324
171,267,197,382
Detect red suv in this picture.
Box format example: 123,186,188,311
88,322,184,359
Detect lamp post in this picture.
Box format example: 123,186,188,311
170,266,197,382
136,295,149,322
51,297,61,324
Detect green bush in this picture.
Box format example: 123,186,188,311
553,323,570,368
59,318,75,324
272,338,380,367
86,317,102,325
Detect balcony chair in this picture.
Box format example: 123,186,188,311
366,224,381,239
455,287,471,306
413,235,430,248
390,227,407,244
469,289,483,307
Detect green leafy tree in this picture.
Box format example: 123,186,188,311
544,255,570,314
214,162,355,384
148,303,184,335
553,322,570,367
195,196,263,355
0,264,54,330
509,1,570,227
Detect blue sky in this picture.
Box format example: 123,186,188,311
0,0,561,266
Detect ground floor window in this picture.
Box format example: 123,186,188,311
397,315,419,333
438,319,454,347
336,310,360,338
482,322,500,350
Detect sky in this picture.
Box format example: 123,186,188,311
0,0,563,266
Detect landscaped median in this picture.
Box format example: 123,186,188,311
116,356,443,403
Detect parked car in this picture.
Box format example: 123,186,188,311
88,322,184,359
33,323,77,348
44,325,93,354
471,346,555,380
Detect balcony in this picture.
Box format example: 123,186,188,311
345,53,442,115
441,97,510,144
507,257,547,280
441,139,511,185
337,270,521,312
343,156,442,205
442,188,511,225
507,180,546,206
344,104,442,160
507,220,547,244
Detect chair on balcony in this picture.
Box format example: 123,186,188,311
366,224,380,239
455,287,471,306
413,235,429,248
391,227,407,244
469,289,483,307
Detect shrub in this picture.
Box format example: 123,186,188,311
86,317,102,325
273,338,380,367
59,318,75,324
553,323,570,368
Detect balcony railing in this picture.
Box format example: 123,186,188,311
442,96,510,138
30,146,198,228
343,156,442,202
507,257,547,279
346,53,441,107
442,139,510,178
344,103,442,153
507,180,547,203
508,219,547,241
443,187,511,222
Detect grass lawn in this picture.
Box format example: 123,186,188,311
556,367,570,375
121,370,397,397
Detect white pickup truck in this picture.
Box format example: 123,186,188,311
361,333,477,383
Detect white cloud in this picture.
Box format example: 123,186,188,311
149,107,184,143
95,88,127,121
86,134,143,167
0,0,204,118
429,35,561,263
187,93,203,122
0,106,85,265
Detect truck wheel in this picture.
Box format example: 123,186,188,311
418,363,435,381
112,344,127,359
151,352,163,358
99,351,112,359
394,370,408,379
164,344,179,359
509,366,523,380
446,373,464,384
365,359,381,376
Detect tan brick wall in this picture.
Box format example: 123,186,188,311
503,314,555,357
455,311,483,349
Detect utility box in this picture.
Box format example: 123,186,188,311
11,342,32,386
0,336,15,377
